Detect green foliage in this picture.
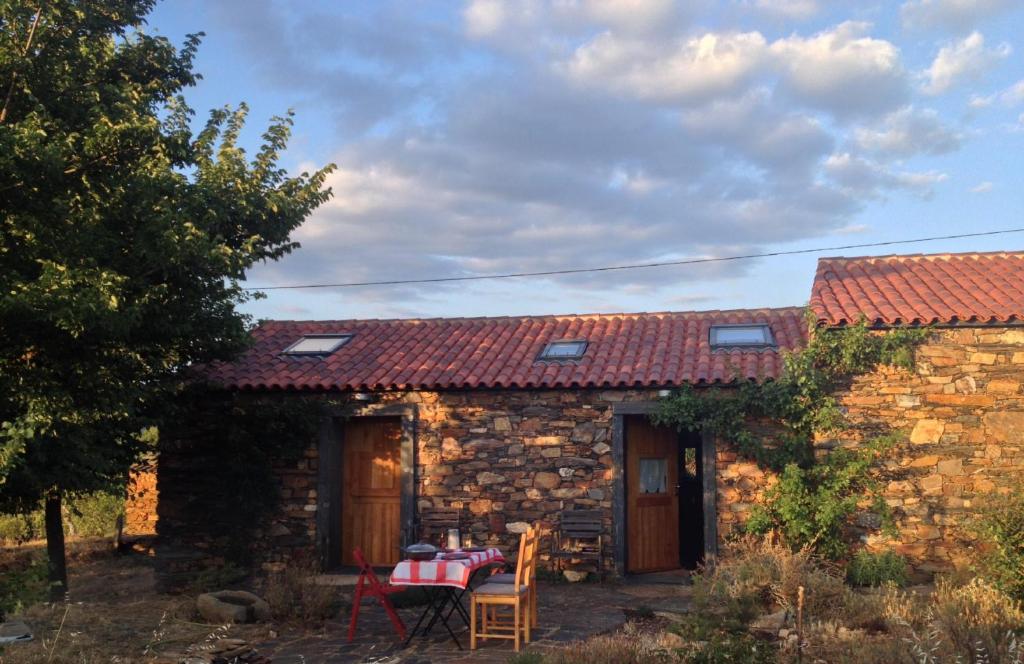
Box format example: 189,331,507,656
0,553,49,618
845,549,909,587
170,390,323,565
670,614,778,664
972,487,1024,600
0,0,332,573
0,509,43,543
65,491,124,537
654,317,928,471
653,317,927,557
0,491,122,543
746,436,898,559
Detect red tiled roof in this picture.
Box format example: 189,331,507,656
203,307,807,391
810,251,1024,327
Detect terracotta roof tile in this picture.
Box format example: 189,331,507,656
810,251,1024,326
201,307,806,392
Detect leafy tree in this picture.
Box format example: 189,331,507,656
0,0,334,599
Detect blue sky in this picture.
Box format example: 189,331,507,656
147,0,1024,321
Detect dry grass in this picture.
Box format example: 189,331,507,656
694,535,849,622
261,554,337,625
0,541,271,663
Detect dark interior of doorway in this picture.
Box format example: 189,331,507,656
678,429,704,570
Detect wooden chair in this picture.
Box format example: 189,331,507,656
550,509,604,580
470,527,537,652
483,524,538,628
417,507,462,547
347,547,407,643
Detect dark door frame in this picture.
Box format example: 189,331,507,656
316,403,417,571
612,403,718,576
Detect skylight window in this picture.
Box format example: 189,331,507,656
538,340,588,361
282,334,353,355
709,325,775,349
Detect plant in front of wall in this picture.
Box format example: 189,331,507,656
971,485,1024,601
652,316,929,559
845,548,910,588
168,389,325,567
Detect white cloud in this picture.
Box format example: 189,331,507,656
680,89,834,172
921,31,1011,95
853,106,961,158
901,0,1017,31
770,22,909,118
562,31,769,102
975,79,1024,107
970,181,994,192
825,152,948,197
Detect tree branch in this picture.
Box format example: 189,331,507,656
0,3,45,124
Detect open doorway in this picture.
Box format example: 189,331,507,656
624,416,705,573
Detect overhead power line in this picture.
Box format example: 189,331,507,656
243,227,1024,291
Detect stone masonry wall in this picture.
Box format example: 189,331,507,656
834,327,1024,575
155,328,1024,583
156,387,763,582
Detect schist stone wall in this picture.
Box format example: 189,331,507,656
145,326,1024,585
153,388,752,584
832,327,1024,574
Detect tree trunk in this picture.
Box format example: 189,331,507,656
45,491,68,601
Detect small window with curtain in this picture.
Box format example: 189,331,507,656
638,458,667,494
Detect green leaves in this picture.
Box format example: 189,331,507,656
653,317,928,557
0,1,333,510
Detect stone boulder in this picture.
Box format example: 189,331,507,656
749,609,788,636
196,591,271,624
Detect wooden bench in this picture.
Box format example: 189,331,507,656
550,509,604,580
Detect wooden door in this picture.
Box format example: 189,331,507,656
626,416,680,572
341,417,402,566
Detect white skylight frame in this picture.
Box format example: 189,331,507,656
537,339,589,361
709,324,775,349
282,334,353,356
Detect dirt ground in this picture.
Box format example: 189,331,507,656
0,540,275,663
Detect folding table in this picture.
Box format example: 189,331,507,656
389,547,504,649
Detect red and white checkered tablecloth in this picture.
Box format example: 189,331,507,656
389,548,505,589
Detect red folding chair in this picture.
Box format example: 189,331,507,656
347,547,408,642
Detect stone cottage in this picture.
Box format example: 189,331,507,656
140,249,1024,582
809,251,1024,574
152,307,805,581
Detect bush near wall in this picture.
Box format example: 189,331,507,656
0,492,124,544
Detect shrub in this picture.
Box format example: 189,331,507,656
973,488,1024,601
0,491,123,544
693,536,849,623
930,577,1024,660
65,492,124,538
263,556,337,625
0,554,50,619
745,436,896,560
845,549,909,588
0,511,42,544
